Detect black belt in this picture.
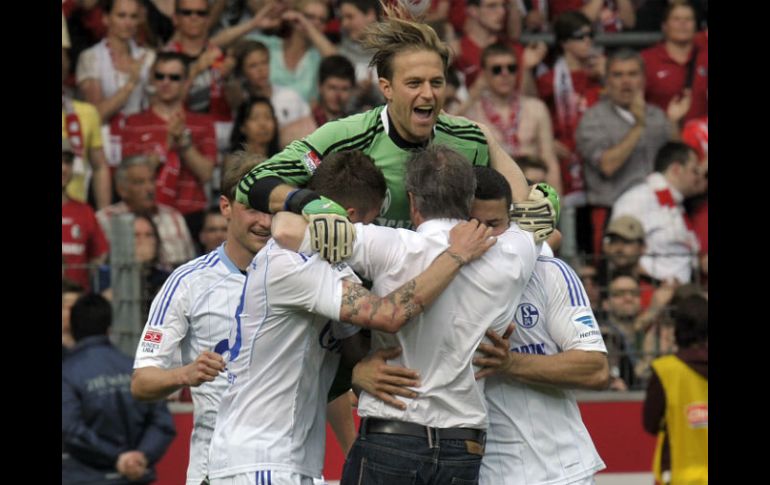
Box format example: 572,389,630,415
362,417,486,445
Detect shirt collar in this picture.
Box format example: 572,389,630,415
415,218,463,234
381,106,434,150
218,243,244,275
647,172,684,203
613,104,637,124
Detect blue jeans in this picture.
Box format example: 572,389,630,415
340,426,483,485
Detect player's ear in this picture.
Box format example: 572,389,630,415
379,77,392,102
219,196,232,218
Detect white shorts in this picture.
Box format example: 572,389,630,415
210,471,316,485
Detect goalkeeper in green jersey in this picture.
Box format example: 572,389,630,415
235,2,557,261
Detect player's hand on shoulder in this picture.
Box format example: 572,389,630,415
303,196,356,263
448,219,496,265
511,183,561,243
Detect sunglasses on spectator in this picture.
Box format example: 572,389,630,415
177,8,208,17
490,64,517,75
570,29,594,41
154,72,183,81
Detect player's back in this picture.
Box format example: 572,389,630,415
351,219,537,429
208,240,357,479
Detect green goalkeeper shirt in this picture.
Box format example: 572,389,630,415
236,105,490,229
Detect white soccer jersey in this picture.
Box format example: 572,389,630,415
134,245,245,485
208,240,360,480
348,219,538,430
480,256,607,485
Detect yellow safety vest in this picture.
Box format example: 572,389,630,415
651,355,708,485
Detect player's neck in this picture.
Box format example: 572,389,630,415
223,239,254,271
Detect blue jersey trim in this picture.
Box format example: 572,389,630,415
150,251,218,326
148,251,216,326
538,256,587,307
553,258,586,307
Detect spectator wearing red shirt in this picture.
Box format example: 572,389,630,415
62,139,109,292
119,51,217,240
641,0,707,124
451,0,545,94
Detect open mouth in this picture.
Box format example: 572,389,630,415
413,105,434,122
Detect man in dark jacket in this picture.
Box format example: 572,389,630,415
62,294,176,484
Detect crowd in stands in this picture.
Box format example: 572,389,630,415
62,0,707,479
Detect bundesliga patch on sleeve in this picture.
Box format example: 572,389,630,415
141,330,163,354
302,150,322,174
573,311,602,340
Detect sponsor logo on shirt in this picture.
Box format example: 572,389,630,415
70,224,81,240
331,262,350,272
511,342,546,355
62,242,86,255
514,303,540,329
656,70,669,79
686,402,708,428
579,330,602,339
302,150,322,174
574,313,596,328
376,217,413,229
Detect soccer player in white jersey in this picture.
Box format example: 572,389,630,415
471,166,610,485
208,150,496,485
130,153,272,485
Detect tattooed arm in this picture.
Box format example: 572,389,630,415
338,220,496,333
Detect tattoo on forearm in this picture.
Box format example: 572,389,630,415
341,280,424,328
392,280,423,322
341,283,369,319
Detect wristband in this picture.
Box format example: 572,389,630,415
285,188,321,214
